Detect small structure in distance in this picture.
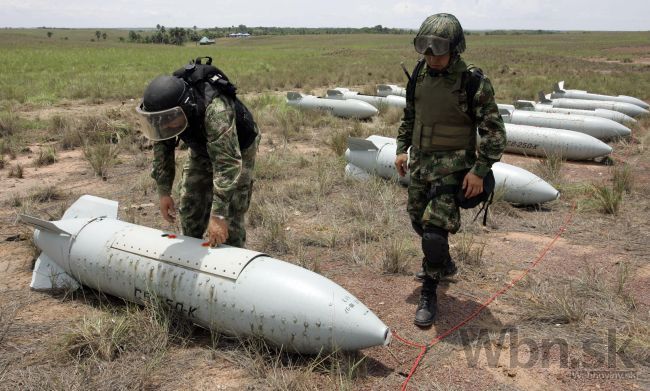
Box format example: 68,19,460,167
198,36,215,45
228,32,251,38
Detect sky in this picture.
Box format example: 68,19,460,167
1,0,649,31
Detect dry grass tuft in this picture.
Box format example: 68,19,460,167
254,200,290,254
83,142,120,178
214,336,367,390
60,295,192,363
35,146,57,166
0,138,16,159
7,163,24,179
0,111,20,137
451,232,486,267
590,183,623,215
521,278,587,324
380,238,414,275
534,151,564,184
383,107,404,125
326,121,370,156
612,163,634,194
30,185,64,203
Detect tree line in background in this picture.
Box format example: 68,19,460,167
42,25,558,45
126,24,416,45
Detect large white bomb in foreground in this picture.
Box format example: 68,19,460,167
21,196,390,354
286,92,378,119
345,136,559,205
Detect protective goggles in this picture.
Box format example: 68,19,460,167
413,35,451,55
135,104,188,141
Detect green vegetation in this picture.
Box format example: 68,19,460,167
1,29,648,105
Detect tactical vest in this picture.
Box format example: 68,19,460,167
413,66,476,152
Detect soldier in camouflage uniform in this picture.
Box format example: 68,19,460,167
394,14,506,326
137,75,259,248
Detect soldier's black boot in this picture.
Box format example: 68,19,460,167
414,277,438,327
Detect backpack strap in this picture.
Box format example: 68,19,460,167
463,66,484,122
405,59,426,104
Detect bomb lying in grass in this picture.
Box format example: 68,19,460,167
286,92,378,119
21,195,391,354
344,135,560,205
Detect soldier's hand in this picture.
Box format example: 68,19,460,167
462,172,484,199
207,216,229,247
159,195,176,223
395,153,409,177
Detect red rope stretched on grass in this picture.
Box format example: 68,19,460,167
392,201,577,391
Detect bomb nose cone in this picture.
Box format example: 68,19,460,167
348,99,379,118
612,122,632,137
595,142,613,157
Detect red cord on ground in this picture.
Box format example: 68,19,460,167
393,201,576,391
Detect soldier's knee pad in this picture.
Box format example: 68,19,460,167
422,227,450,267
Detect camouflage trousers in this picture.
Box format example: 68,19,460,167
406,151,473,280
179,137,259,248
407,172,462,235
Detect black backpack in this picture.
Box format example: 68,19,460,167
173,56,258,150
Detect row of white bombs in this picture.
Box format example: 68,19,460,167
286,81,648,162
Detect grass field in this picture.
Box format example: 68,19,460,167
1,29,649,105
1,29,649,390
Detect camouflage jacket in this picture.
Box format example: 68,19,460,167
396,56,506,179
151,95,244,217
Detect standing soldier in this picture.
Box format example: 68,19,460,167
394,14,506,327
136,65,260,248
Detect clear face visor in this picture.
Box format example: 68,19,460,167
135,104,188,141
413,35,451,55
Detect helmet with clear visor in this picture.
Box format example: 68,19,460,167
136,75,190,141
136,104,188,141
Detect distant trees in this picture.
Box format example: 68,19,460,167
202,25,415,37
46,31,53,38
128,25,199,45
102,32,107,40
95,30,101,40
125,24,417,46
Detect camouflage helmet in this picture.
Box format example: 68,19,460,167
416,13,466,54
